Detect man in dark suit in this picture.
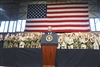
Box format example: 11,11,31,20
45,26,55,34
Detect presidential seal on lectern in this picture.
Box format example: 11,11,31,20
46,35,53,42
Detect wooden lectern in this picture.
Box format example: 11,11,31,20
41,34,58,67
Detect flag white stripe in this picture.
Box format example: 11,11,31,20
48,5,88,8
26,22,89,25
26,18,89,21
25,27,90,30
47,9,88,12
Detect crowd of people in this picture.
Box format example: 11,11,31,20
2,33,42,48
58,32,100,49
0,32,100,49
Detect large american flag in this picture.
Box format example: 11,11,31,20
25,2,90,32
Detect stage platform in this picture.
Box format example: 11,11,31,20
0,48,99,67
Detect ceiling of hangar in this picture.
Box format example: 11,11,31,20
0,0,100,21
0,0,46,3
0,0,68,4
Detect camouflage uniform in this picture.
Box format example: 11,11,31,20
64,36,69,49
13,38,19,48
19,36,26,48
30,35,38,48
80,37,87,49
25,38,31,48
58,35,63,49
73,37,80,49
67,37,74,49
3,37,9,48
93,37,99,50
8,37,14,48
35,36,40,48
30,39,36,48
61,41,66,49
86,39,93,49
36,36,41,48
97,34,100,49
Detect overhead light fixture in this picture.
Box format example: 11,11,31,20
0,8,5,12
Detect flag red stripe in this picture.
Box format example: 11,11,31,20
26,24,89,27
24,29,90,32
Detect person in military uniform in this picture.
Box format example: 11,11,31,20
97,34,100,48
25,38,31,48
0,34,3,48
13,34,19,48
58,34,66,49
67,34,74,49
3,33,9,48
73,36,80,49
61,34,67,49
30,34,38,48
57,34,62,49
64,33,70,49
24,34,31,48
8,34,15,48
34,34,40,48
19,33,26,48
79,35,87,49
36,34,42,48
93,35,99,49
85,35,94,49
30,36,36,48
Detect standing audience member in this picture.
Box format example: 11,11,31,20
2,32,100,49
19,33,26,48
73,36,80,49
3,33,9,48
13,34,19,48
64,33,69,49
93,35,99,49
60,34,66,49
67,34,74,49
0,34,3,48
79,35,87,49
97,34,100,49
8,34,15,48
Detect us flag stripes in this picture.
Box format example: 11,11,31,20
25,2,90,32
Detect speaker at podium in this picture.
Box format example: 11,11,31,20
41,26,58,67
